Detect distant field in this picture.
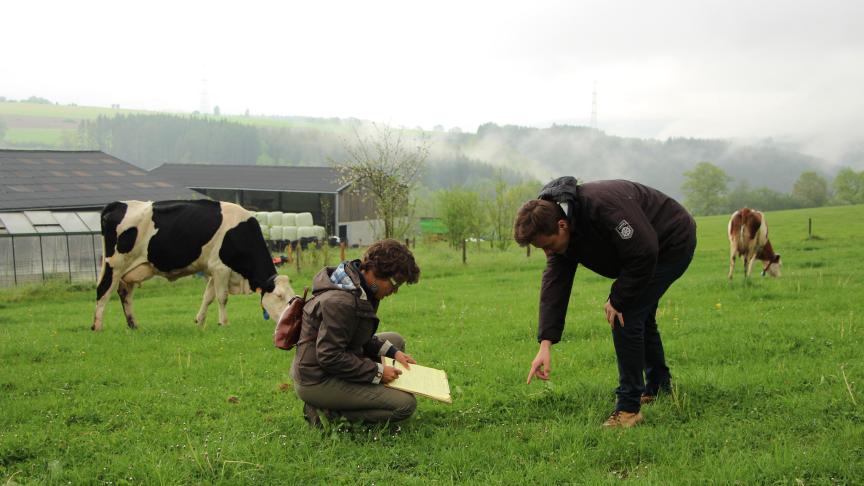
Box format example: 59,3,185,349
1,205,862,483
0,101,358,148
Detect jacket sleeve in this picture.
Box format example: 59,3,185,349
314,299,381,383
363,335,397,359
604,204,658,311
538,253,578,343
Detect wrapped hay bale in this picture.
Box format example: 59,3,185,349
269,225,284,241
267,211,282,226
296,212,314,227
282,212,297,227
282,226,298,242
259,225,270,240
312,225,326,239
297,226,317,240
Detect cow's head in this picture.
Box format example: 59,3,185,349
761,254,782,277
260,275,295,320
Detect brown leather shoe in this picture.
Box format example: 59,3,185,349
640,393,656,405
602,410,644,428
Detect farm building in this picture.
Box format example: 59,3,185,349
0,149,201,286
149,163,378,245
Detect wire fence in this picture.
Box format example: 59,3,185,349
0,232,103,287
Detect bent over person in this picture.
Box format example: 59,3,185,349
291,239,421,426
515,177,696,428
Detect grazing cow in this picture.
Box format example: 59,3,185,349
727,208,782,279
92,200,295,331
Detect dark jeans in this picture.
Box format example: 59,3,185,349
612,241,696,413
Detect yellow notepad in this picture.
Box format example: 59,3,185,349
381,358,452,404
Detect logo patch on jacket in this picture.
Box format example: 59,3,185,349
616,220,634,239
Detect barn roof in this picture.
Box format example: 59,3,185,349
0,150,203,211
149,164,348,194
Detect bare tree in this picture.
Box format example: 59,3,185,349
334,124,428,239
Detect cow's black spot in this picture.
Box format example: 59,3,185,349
100,201,128,258
148,200,222,271
219,217,277,292
117,227,138,254
96,264,113,301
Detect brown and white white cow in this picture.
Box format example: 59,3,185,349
727,207,782,279
92,200,294,331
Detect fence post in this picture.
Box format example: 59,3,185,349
65,234,73,283
295,243,302,273
11,235,17,286
38,235,46,283
462,239,467,265
340,241,346,261
808,218,812,239
92,235,99,281
527,245,531,258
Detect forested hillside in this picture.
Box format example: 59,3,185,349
2,100,858,199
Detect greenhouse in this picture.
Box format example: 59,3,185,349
0,210,103,287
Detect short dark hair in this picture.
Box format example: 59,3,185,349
362,239,421,285
513,199,566,246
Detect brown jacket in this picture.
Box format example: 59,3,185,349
538,180,696,343
291,261,395,386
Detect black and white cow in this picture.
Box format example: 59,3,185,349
92,200,294,331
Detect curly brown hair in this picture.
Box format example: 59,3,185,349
361,239,421,285
513,199,566,246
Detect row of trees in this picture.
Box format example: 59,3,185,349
333,125,542,249
436,177,540,251
78,114,260,168
682,162,864,216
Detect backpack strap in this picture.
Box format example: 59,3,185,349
296,287,361,347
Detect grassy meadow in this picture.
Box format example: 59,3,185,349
1,205,863,484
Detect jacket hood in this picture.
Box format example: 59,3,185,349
311,261,370,301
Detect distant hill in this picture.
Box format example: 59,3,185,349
0,99,849,198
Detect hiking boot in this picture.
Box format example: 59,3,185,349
602,410,644,428
640,393,656,405
303,403,322,428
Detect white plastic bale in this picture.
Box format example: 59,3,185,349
297,226,317,239
267,211,282,226
282,226,298,242
296,212,314,227
282,213,297,226
269,226,284,241
313,225,326,239
260,225,270,239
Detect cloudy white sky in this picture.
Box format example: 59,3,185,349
2,0,862,157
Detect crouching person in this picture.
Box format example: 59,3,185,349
291,239,421,427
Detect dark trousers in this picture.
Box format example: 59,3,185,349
612,242,696,412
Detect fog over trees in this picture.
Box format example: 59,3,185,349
70,113,854,206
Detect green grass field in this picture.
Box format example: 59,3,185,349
1,205,862,484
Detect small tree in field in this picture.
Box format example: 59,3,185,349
832,167,864,205
793,171,829,207
682,161,731,216
486,176,542,250
334,124,428,240
438,188,483,249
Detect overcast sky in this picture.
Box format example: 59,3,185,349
2,0,862,158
